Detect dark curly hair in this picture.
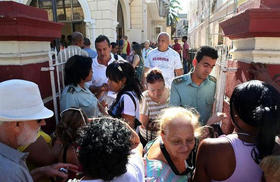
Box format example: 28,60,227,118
230,80,280,163
56,107,88,146
106,60,142,101
64,55,92,86
77,117,132,180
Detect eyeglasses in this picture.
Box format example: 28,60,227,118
60,108,87,125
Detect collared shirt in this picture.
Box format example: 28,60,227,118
60,84,100,118
91,54,116,87
83,48,97,59
170,73,216,125
0,142,33,182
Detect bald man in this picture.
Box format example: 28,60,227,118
58,31,88,64
144,32,183,88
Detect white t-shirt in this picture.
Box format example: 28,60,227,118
145,48,182,88
121,91,140,120
79,149,144,182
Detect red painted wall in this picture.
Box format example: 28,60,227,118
0,1,63,133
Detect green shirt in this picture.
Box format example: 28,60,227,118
170,73,216,125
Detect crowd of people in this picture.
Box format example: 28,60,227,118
0,31,280,182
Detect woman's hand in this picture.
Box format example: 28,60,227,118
98,101,108,115
31,163,79,182
207,112,227,126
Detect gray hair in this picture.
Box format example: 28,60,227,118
71,32,84,45
157,32,170,41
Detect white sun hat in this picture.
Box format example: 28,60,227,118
0,79,54,121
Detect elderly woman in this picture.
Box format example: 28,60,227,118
69,117,144,182
144,107,200,181
60,55,100,118
193,80,280,182
139,68,169,146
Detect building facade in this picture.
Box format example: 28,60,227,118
187,0,237,49
7,0,167,45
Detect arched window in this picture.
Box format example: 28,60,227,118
30,0,85,40
117,1,124,39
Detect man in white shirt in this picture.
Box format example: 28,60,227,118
144,32,183,88
89,35,123,106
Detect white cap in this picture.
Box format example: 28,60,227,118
0,79,54,121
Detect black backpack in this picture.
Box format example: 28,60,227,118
108,92,141,129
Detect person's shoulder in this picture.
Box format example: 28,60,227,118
117,54,125,61
168,48,180,57
208,75,217,83
168,47,178,54
148,48,158,55
172,74,189,85
122,91,138,101
63,85,80,94
0,157,32,181
91,56,100,66
198,136,232,156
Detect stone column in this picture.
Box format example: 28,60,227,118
85,19,96,49
218,0,280,133
0,1,63,132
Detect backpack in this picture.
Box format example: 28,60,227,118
108,92,141,129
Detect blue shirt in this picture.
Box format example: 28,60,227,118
0,142,33,182
60,84,100,118
84,48,97,59
170,73,216,125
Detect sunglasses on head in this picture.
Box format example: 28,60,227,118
60,108,87,125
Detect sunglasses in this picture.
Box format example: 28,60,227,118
60,108,87,125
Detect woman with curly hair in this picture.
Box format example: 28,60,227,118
193,80,280,182
52,107,88,168
106,60,142,129
60,55,100,118
70,117,144,182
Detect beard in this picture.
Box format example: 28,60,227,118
17,124,39,147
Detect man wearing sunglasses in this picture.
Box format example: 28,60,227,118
0,79,77,182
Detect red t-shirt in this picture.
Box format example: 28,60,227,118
172,43,182,55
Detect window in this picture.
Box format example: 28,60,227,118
30,0,85,36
